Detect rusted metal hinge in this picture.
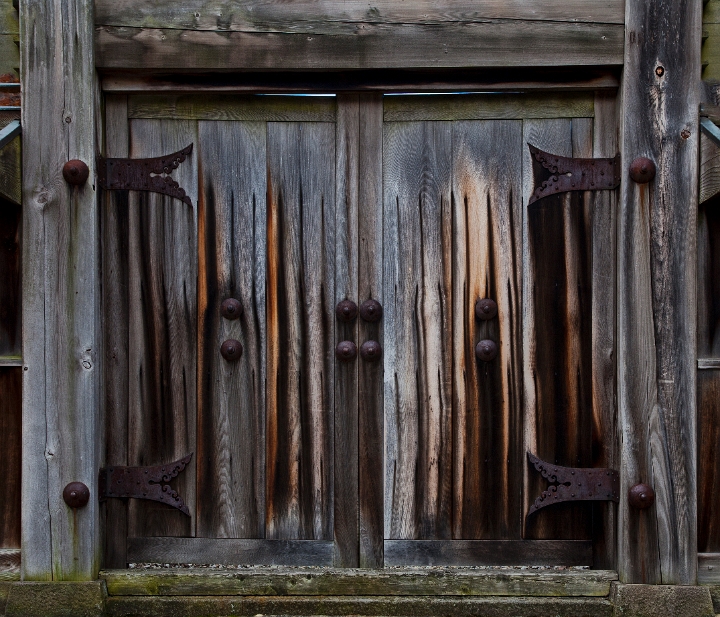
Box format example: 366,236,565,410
526,452,620,517
528,144,621,204
99,453,193,516
97,144,194,206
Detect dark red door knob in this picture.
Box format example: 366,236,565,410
360,340,382,362
336,300,358,322
475,298,498,320
220,298,243,320
359,299,383,322
335,341,357,362
475,339,498,362
220,339,243,361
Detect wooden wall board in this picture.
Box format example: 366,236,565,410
698,553,720,584
95,0,625,31
127,538,334,566
21,0,100,581
0,367,20,549
698,196,720,358
700,133,720,206
129,95,336,122
265,121,336,541
617,0,701,585
95,22,624,71
126,118,198,540
384,93,594,122
196,120,267,541
698,371,720,553
0,136,20,206
0,199,20,359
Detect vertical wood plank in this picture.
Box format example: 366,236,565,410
522,118,594,541
196,119,267,539
590,91,618,570
102,94,130,568
127,119,198,539
0,367,21,548
358,93,384,567
618,0,700,584
21,0,100,580
451,120,524,540
698,369,720,552
0,199,20,359
383,121,453,540
334,95,359,566
266,122,335,540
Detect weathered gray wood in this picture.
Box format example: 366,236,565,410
384,93,594,122
126,538,334,566
95,0,625,31
0,368,20,549
21,0,100,580
265,122,335,541
383,120,453,540
0,132,20,205
103,94,130,569
195,120,267,540
589,91,618,570
100,566,618,597
617,0,701,585
334,95,359,567
451,119,524,541
698,553,720,584
95,22,624,71
700,133,720,205
126,119,198,539
102,70,620,94
384,541,593,567
358,94,384,568
129,95,336,122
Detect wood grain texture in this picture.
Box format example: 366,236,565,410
126,118,198,540
383,541,593,567
334,95,359,567
357,94,384,568
127,538,333,566
698,553,720,584
697,198,720,358
522,118,594,541
698,371,720,553
95,22,624,71
0,135,21,206
618,0,701,585
451,120,523,540
196,120,266,540
21,0,100,581
0,199,20,359
129,95,336,122
95,0,625,31
102,94,130,569
101,567,617,597
383,120,453,541
384,93,594,122
266,122,335,541
700,133,720,205
0,367,20,548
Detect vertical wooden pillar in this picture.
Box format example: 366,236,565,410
618,0,701,584
20,0,100,579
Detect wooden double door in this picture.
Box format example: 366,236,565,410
103,91,617,568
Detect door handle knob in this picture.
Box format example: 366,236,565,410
336,300,358,322
360,340,382,362
475,298,498,320
359,299,383,322
335,341,357,362
475,339,498,362
220,339,243,361
221,298,243,320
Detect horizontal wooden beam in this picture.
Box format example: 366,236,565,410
96,21,624,71
383,541,593,567
698,553,720,584
100,567,617,597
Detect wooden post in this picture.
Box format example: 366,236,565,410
20,0,101,579
617,0,701,584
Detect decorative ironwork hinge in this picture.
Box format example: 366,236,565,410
526,452,620,517
528,144,621,204
97,144,194,206
99,453,193,516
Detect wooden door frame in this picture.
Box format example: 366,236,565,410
21,0,701,583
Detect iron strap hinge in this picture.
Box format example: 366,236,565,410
99,453,193,516
528,144,621,204
526,452,620,517
97,143,194,206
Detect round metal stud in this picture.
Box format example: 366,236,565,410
628,483,655,510
359,299,383,322
63,482,90,509
220,298,243,320
62,159,89,186
220,339,243,362
629,157,656,184
475,298,498,321
335,341,357,362
360,340,382,362
475,339,498,362
335,300,358,322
